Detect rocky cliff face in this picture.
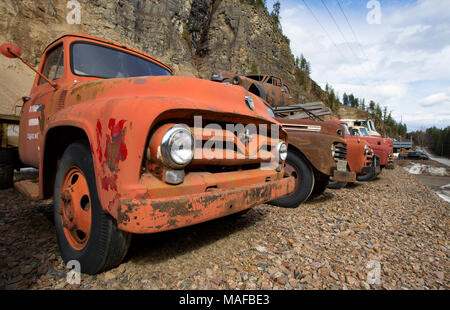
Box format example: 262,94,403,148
0,0,327,113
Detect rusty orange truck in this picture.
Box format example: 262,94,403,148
0,34,295,274
348,125,395,170
326,120,380,187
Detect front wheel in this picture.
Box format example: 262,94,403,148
270,150,315,208
54,141,130,274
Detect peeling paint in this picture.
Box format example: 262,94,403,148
105,119,128,172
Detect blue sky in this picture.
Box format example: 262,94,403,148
266,0,450,131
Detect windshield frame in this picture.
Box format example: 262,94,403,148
69,40,172,79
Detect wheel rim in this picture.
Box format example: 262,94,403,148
59,167,92,251
285,162,301,191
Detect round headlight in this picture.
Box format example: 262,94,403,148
161,126,194,169
364,145,369,155
278,142,288,162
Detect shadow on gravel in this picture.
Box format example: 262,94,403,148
0,188,59,289
305,191,335,204
346,182,363,189
127,208,265,265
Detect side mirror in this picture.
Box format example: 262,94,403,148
0,43,22,58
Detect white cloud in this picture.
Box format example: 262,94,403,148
420,92,450,107
278,0,450,131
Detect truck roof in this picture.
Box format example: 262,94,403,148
46,33,172,73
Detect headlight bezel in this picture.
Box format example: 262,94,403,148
331,144,336,158
277,142,288,162
160,125,195,169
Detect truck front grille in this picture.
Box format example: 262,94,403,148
333,142,347,161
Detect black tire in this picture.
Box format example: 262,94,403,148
54,141,130,275
327,181,347,189
0,148,16,189
311,171,330,197
270,150,315,208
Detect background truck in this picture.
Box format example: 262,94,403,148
0,34,294,274
0,114,20,189
326,120,380,187
341,119,381,137
271,114,356,207
212,70,295,107
349,126,395,170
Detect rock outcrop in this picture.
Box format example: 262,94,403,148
0,0,327,113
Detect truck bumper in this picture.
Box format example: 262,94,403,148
362,165,381,175
332,170,356,183
117,176,295,234
385,154,395,169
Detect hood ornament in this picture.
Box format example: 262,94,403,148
245,96,254,111
238,128,253,146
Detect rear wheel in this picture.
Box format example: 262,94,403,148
54,141,130,274
0,148,16,189
270,150,315,208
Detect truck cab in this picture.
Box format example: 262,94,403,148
1,34,295,274
341,119,381,137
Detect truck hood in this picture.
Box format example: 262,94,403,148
66,75,276,124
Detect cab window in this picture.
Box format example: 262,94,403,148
39,44,64,85
351,128,360,136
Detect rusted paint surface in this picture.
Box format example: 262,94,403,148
277,118,346,176
117,177,295,234
105,119,127,172
332,170,356,183
11,33,291,231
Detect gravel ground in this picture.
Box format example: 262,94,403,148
0,165,448,290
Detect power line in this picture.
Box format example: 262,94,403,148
319,0,364,66
336,0,369,61
300,0,350,64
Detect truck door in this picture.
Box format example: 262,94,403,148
19,44,64,168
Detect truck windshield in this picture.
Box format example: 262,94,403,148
360,128,370,136
71,42,171,79
341,124,351,136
